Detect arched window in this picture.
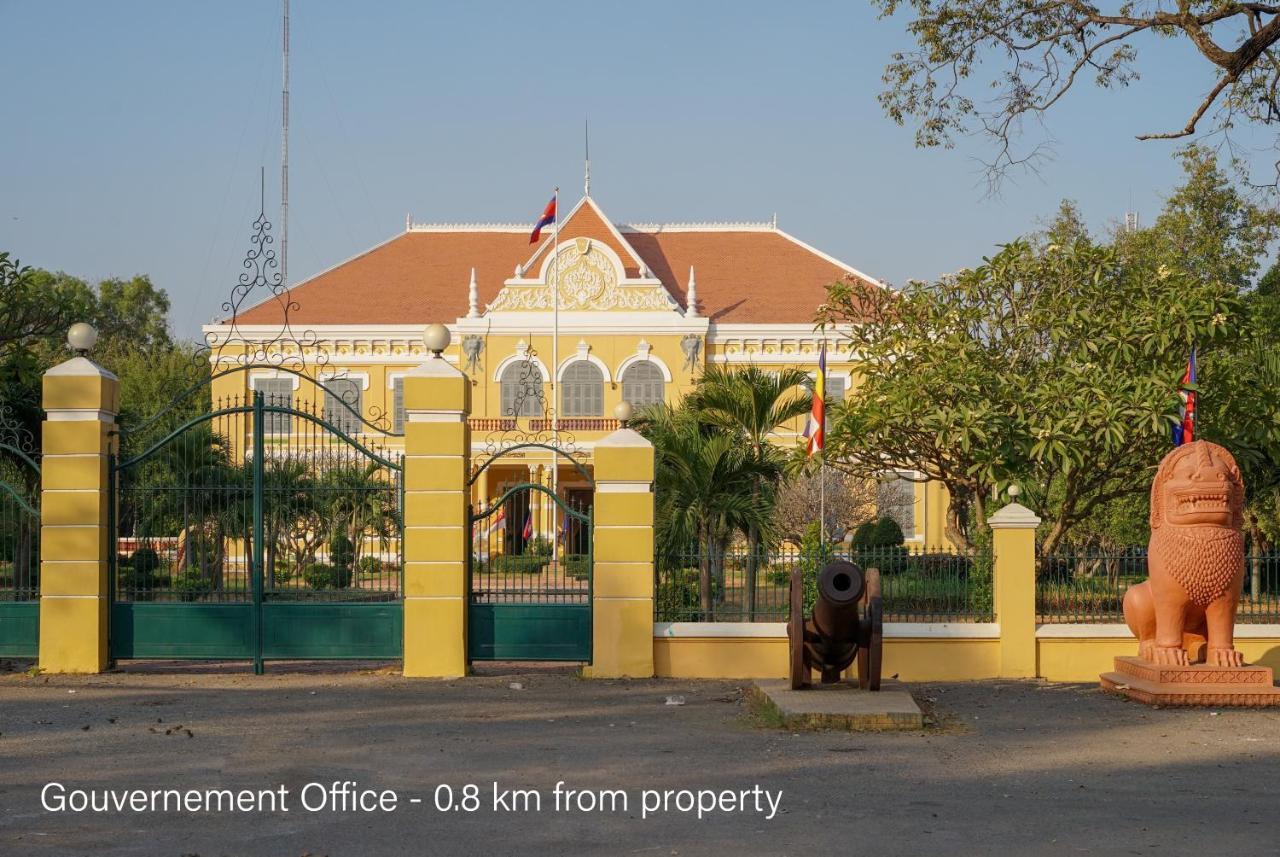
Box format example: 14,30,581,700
500,360,545,417
561,361,604,417
621,361,665,408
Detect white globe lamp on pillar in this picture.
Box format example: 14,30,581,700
423,323,451,358
67,323,98,356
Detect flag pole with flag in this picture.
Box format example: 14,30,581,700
530,190,561,552
804,343,828,540
1172,349,1197,446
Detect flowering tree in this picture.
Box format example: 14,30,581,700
819,234,1239,554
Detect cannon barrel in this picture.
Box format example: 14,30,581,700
812,561,865,642
789,559,884,691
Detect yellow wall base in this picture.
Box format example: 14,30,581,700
403,598,467,678
38,596,108,673
584,599,654,678
651,626,1280,683
653,635,1000,681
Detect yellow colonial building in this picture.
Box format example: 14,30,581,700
202,192,947,547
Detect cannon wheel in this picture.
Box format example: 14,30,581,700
866,594,884,691
788,563,807,689
857,569,884,691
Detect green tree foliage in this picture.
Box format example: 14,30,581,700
819,235,1238,553
635,400,776,614
691,365,812,616
872,0,1280,184
0,260,200,455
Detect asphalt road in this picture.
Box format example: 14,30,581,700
1,662,1278,856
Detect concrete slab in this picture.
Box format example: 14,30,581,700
751,678,924,730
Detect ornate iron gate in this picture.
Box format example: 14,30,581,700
468,469,592,662
110,391,403,671
0,404,40,658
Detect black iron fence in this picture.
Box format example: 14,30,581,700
1036,548,1280,623
655,543,993,623
113,394,404,605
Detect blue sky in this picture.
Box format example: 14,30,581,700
0,1,1257,339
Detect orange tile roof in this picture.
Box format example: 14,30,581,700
232,203,878,326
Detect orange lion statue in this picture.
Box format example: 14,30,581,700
1123,440,1246,667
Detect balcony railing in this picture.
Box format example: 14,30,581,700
466,418,621,433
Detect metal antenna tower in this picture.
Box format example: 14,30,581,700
281,0,290,286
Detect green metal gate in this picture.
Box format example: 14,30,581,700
0,409,40,658
110,391,403,671
468,471,592,662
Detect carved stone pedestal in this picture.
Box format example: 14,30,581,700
1101,656,1280,707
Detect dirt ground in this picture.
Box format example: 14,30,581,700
1,660,1278,856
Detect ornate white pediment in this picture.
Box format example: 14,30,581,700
486,237,681,313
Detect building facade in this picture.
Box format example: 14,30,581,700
202,193,948,547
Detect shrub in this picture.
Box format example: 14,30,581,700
171,570,212,602
357,556,383,576
655,565,721,621
122,548,168,594
491,554,547,574
131,547,162,576
564,554,590,579
851,520,879,549
304,562,353,590
525,537,554,558
872,517,905,547
328,534,355,572
856,544,911,575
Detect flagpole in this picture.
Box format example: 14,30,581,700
551,187,560,549
819,459,826,545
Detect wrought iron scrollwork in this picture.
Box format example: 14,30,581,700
127,173,398,437
0,398,38,462
477,340,586,469
0,397,41,514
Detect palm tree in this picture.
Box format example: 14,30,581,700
320,460,396,584
637,402,775,616
144,423,238,590
691,366,812,618
259,456,315,588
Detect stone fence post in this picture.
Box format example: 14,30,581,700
39,355,119,673
401,351,470,678
989,498,1041,678
586,427,655,678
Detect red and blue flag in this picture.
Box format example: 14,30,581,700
1172,350,1197,446
529,196,556,244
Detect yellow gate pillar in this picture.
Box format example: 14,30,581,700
401,327,470,678
586,424,655,678
39,347,119,673
989,492,1041,678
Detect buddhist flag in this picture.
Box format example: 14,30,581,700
803,344,826,457
529,196,556,244
1172,349,1197,446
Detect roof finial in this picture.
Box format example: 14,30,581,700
686,266,699,318
583,118,591,198
406,212,412,231
772,212,777,229
466,268,479,318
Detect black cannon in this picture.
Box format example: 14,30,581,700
788,559,884,691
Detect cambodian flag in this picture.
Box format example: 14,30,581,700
1172,349,1197,446
522,511,533,540
803,344,826,457
529,196,556,244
